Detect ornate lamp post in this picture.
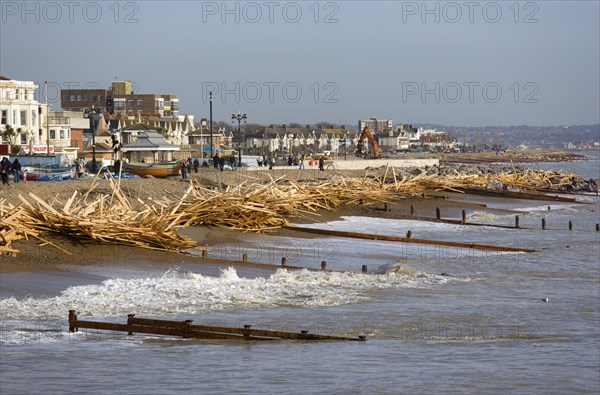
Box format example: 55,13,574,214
84,106,102,172
231,111,247,167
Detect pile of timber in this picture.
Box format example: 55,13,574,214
1,166,591,257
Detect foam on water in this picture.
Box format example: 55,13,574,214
0,266,447,321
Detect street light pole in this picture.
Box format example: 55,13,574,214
209,91,213,158
231,111,247,168
84,106,102,173
44,81,49,155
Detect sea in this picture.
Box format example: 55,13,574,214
1,151,599,394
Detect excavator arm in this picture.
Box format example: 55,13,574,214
356,126,379,159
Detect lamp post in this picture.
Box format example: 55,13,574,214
84,106,102,172
231,111,247,168
209,91,213,158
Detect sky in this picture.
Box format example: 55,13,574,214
1,0,599,127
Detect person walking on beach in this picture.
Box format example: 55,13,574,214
318,156,325,171
75,159,84,178
213,153,220,170
11,158,22,183
193,158,199,173
180,160,188,179
1,157,11,185
299,154,305,170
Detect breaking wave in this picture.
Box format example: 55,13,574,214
0,267,448,321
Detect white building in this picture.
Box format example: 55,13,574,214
0,76,49,154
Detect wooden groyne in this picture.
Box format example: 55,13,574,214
285,226,536,253
458,188,578,202
68,311,366,341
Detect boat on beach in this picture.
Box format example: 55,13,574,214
123,161,180,178
121,129,182,178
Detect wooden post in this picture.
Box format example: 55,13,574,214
410,204,414,216
384,202,388,212
281,257,287,267
596,224,599,232
406,230,412,239
515,215,520,229
542,218,546,230
547,206,551,211
321,261,327,270
361,265,368,274
568,221,573,231
436,207,441,220
461,210,466,224
242,253,248,262
202,249,207,258
69,310,77,332
127,313,135,335
183,320,193,339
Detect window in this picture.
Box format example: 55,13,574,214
64,95,70,102
137,100,143,106
60,130,65,139
1,110,7,124
50,129,56,139
77,95,82,102
20,110,26,126
31,110,37,126
85,95,90,102
20,132,27,144
91,95,97,102
70,95,75,102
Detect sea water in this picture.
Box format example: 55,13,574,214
1,159,599,394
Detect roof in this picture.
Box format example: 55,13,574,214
122,131,180,152
122,122,153,131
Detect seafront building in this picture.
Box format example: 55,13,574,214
358,118,394,135
61,81,179,117
0,76,49,155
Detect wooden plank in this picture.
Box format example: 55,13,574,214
70,314,364,341
285,225,536,253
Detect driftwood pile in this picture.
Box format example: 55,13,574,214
1,166,590,257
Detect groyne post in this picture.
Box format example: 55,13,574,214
542,218,546,230
462,210,466,224
321,261,327,270
515,215,520,229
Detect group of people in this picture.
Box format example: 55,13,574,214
285,153,325,171
180,156,208,179
212,153,243,171
256,154,276,169
0,157,25,185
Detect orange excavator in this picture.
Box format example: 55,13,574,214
355,126,379,159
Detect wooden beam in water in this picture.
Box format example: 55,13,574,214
284,226,536,253
459,188,578,203
68,311,365,341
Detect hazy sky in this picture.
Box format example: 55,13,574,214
1,0,599,126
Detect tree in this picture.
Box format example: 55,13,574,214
1,125,22,154
1,125,17,145
156,127,174,142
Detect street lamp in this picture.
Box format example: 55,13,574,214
231,111,247,167
84,106,102,172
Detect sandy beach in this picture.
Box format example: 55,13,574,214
1,161,595,299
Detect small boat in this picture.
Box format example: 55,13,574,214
124,162,181,178
25,163,76,181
